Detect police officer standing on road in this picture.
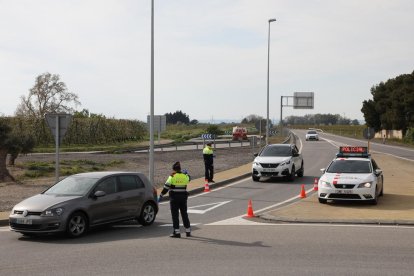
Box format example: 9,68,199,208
158,161,191,238
203,142,215,183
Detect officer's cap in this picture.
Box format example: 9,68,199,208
172,161,181,171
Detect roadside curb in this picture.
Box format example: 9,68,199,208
259,213,414,226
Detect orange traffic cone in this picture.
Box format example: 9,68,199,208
300,184,306,198
204,180,210,192
246,199,255,217
313,178,319,191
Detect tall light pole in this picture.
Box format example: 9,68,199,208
266,18,276,145
149,0,155,184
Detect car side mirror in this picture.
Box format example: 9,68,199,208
320,168,326,173
293,152,299,157
93,190,106,198
375,169,382,176
253,153,258,157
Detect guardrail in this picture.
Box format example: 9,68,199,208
132,139,257,153
131,132,295,153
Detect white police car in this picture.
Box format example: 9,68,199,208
318,146,384,205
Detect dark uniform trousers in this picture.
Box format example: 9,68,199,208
169,191,190,230
204,162,214,182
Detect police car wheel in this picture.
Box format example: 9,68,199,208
379,177,384,196
318,198,327,204
252,175,260,182
370,190,378,205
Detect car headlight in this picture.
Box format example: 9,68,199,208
358,182,372,188
320,181,331,188
41,207,64,217
280,160,291,166
253,162,261,167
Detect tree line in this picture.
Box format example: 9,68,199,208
361,70,414,136
241,113,359,126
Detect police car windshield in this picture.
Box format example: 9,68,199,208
261,146,292,157
326,160,372,174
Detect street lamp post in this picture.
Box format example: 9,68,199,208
266,18,276,145
149,0,155,184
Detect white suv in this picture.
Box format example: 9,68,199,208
252,144,304,182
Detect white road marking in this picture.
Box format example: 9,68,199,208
207,189,314,226
159,223,200,227
0,227,10,232
320,134,414,162
187,201,232,214
158,178,249,206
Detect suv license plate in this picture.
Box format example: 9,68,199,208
262,168,276,172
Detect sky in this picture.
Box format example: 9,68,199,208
1,0,413,123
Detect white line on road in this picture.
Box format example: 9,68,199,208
187,201,232,214
0,227,10,232
320,134,414,162
159,223,201,227
207,188,314,226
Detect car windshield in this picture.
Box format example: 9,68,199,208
44,175,98,196
307,131,317,134
261,146,292,157
326,160,372,173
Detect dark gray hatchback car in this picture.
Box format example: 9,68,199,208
9,171,158,238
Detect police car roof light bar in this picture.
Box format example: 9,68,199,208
337,146,370,158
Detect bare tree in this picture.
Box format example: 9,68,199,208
15,72,81,118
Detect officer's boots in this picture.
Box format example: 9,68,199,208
170,229,181,238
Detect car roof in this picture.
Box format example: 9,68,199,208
267,143,293,147
333,157,371,162
71,171,142,178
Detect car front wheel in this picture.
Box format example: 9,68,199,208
66,212,88,238
297,162,304,177
288,165,295,182
138,202,157,226
252,175,260,182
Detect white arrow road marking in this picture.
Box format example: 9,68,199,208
207,189,313,226
187,200,232,214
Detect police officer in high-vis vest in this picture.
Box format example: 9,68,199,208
203,142,214,183
159,161,191,238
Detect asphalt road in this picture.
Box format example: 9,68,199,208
1,130,413,275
